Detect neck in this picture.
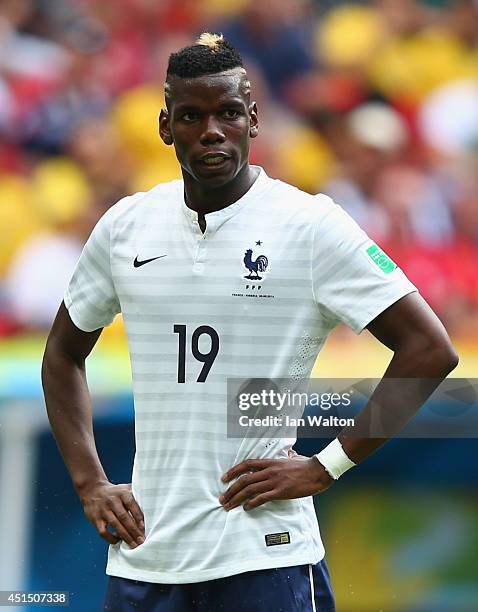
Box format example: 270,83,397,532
183,164,259,215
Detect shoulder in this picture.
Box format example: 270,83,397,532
260,176,342,225
258,176,369,251
102,179,182,227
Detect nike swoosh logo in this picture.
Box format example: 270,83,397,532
133,255,167,268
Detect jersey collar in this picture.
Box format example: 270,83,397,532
179,166,271,233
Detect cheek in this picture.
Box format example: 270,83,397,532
229,124,250,151
170,135,188,159
240,131,252,155
171,125,193,147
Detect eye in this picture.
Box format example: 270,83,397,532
180,112,199,122
222,109,241,120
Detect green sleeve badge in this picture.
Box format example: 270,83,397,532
366,244,397,274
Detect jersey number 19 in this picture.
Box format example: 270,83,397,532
173,325,219,383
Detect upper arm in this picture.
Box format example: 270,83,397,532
366,292,458,363
44,302,102,365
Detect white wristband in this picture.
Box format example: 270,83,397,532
315,438,356,480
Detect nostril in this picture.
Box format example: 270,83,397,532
200,132,226,145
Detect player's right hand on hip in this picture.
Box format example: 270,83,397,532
79,481,145,548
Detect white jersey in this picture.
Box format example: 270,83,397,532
65,167,417,584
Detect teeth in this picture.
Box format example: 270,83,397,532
204,156,225,165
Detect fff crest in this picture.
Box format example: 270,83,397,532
243,245,269,281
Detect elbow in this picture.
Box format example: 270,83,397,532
426,340,459,377
440,343,459,374
398,334,459,378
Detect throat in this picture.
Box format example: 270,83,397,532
183,165,259,219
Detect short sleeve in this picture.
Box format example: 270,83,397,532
64,209,120,332
312,197,418,334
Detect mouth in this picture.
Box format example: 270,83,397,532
199,153,231,168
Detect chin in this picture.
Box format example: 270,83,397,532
192,166,238,188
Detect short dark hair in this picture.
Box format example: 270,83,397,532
166,33,244,80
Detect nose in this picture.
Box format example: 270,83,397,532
200,115,225,146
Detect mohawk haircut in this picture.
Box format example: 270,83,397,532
166,33,244,80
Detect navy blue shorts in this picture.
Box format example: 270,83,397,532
103,559,335,611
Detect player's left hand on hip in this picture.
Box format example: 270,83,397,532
219,450,333,511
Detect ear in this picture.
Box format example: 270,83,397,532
159,109,173,145
249,102,259,139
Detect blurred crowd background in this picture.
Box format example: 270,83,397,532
0,0,477,336
1,3,477,610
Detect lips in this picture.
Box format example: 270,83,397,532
199,152,231,167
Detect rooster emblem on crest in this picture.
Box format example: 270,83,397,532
244,248,269,280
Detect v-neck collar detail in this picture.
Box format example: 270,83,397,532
179,166,271,233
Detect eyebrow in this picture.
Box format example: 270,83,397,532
218,99,246,107
174,104,201,112
174,99,246,113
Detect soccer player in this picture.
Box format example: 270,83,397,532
42,34,458,611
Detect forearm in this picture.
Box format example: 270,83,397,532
42,344,107,494
338,341,458,464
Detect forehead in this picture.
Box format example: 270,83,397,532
167,69,249,108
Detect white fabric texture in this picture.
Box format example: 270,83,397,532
65,167,417,583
